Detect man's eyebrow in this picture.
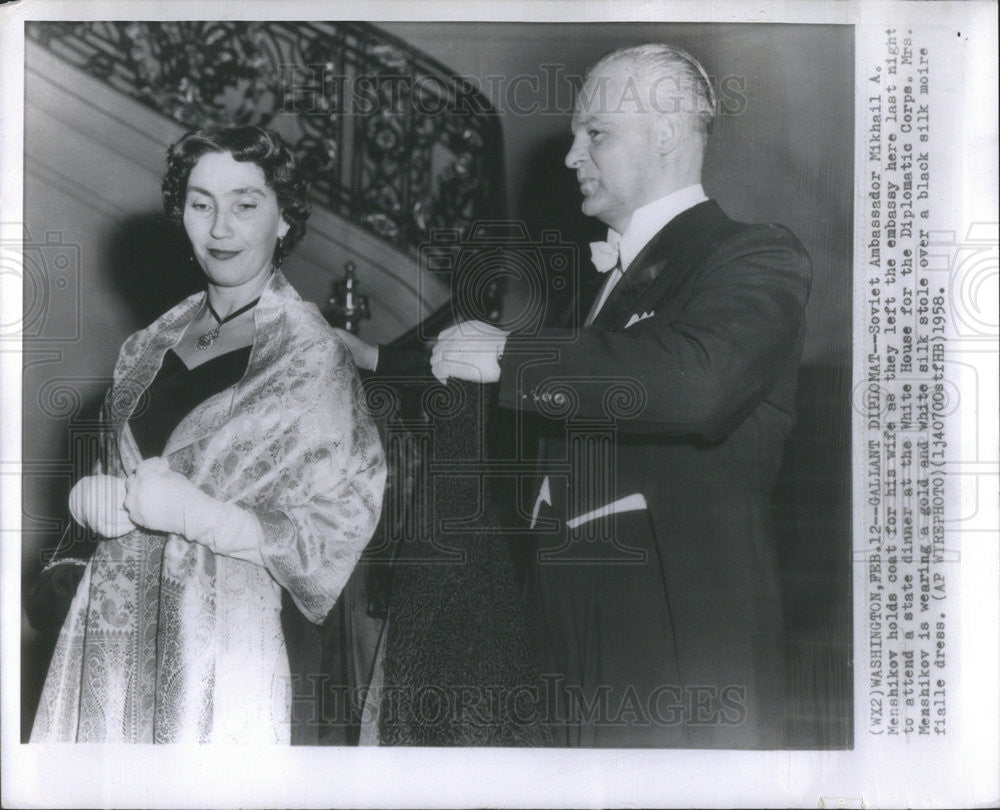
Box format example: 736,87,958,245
573,113,612,129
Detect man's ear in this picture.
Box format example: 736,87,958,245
653,113,681,154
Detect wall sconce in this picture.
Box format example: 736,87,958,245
325,260,371,335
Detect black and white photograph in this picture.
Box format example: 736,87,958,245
1,2,996,808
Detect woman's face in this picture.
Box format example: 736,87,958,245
182,151,290,291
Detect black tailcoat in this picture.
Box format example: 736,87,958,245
498,200,812,747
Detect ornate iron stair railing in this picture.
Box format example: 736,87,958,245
27,20,506,258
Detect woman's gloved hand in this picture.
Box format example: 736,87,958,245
123,457,264,565
68,474,136,538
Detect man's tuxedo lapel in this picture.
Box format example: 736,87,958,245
592,201,721,330
592,212,682,329
560,257,606,328
592,258,664,329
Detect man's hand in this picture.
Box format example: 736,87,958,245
430,321,509,384
332,327,379,371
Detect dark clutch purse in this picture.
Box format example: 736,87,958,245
24,523,99,634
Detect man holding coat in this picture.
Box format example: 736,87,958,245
433,43,812,748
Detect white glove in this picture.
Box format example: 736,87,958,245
123,457,265,565
430,321,508,384
68,474,136,538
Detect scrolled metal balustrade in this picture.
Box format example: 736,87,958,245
27,20,505,258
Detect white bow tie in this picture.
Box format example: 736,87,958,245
589,239,621,273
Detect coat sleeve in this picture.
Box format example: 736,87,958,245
497,225,812,441
373,344,433,379
256,336,387,623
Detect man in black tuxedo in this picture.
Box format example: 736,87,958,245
432,44,811,748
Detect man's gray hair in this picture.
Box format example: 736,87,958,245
588,44,717,140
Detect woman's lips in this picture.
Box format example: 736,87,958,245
207,248,241,260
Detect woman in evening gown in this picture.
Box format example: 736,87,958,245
31,125,386,743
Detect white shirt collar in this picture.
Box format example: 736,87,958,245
609,184,708,271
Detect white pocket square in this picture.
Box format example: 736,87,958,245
625,310,655,328
566,493,649,529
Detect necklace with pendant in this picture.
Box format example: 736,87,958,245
195,296,261,351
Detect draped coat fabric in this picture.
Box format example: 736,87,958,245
359,354,554,746
31,271,386,744
498,201,812,747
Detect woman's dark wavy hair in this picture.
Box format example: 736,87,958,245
162,125,311,267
